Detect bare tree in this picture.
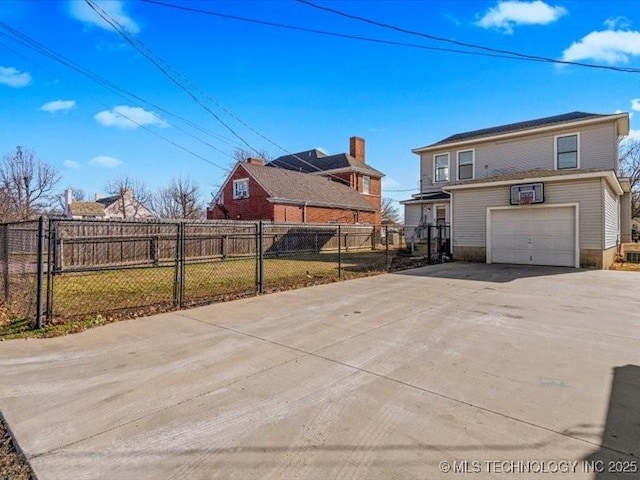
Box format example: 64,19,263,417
232,147,272,165
619,138,640,218
0,146,61,220
152,176,204,219
381,197,401,225
105,175,153,219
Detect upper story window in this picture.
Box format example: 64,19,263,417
556,133,579,169
233,179,249,199
457,150,474,180
362,175,371,194
434,153,449,182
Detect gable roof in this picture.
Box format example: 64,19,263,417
68,202,106,217
95,194,121,207
414,111,629,153
269,151,384,177
239,162,376,211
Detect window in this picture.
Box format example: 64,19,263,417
233,179,249,199
362,175,371,194
556,134,579,169
457,150,474,180
434,154,449,182
435,206,447,226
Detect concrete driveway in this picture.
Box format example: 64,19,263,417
1,263,639,480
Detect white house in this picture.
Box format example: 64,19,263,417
402,111,632,269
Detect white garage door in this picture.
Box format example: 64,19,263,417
489,207,576,267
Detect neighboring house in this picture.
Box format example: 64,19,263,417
207,137,384,224
402,111,632,269
64,188,155,220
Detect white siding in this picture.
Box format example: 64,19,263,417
419,122,617,190
452,178,604,249
603,179,620,248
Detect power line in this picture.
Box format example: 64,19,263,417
139,0,550,64
88,0,379,185
141,0,640,74
0,24,242,163
296,0,640,74
0,29,233,171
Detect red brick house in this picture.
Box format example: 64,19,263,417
207,137,384,224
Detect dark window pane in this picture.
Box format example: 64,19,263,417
459,163,473,179
458,151,473,165
557,135,577,153
558,152,577,169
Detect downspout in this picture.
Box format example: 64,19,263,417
442,186,453,256
303,202,307,223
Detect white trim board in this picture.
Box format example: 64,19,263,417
486,203,580,268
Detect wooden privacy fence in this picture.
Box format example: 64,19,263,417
52,220,378,271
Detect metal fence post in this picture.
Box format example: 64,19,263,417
337,224,342,279
427,224,432,264
438,224,442,258
35,216,45,329
1,224,8,302
45,219,55,323
258,221,264,294
385,225,389,270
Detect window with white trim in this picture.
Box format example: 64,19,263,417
363,175,371,194
556,134,578,169
233,179,249,199
457,150,474,180
434,154,449,182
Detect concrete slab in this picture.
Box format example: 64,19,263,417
1,263,639,479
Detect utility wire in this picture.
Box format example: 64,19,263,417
88,0,378,184
142,0,640,74
0,24,243,161
297,0,640,74
0,34,232,171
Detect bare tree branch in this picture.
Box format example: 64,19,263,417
105,175,154,219
381,197,401,225
619,138,640,218
0,146,61,220
151,176,204,219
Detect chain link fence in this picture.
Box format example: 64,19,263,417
0,218,451,331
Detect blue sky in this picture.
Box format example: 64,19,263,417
1,0,639,207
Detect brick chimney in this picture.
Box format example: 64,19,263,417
349,136,365,163
246,157,264,166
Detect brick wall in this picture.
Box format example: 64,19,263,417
273,204,304,222
207,164,275,221
304,206,377,224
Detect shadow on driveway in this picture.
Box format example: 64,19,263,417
394,261,584,283
583,365,640,479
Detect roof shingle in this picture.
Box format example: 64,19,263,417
241,163,376,211
269,151,383,177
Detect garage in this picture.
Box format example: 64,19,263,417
488,206,577,267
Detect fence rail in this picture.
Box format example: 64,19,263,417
0,218,450,330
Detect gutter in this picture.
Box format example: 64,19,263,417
267,197,376,212
443,170,624,196
412,113,629,154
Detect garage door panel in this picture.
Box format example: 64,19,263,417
490,207,576,267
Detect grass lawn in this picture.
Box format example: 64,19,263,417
1,250,391,339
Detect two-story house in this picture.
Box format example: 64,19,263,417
402,111,632,269
208,137,384,224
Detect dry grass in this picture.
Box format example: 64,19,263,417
610,261,640,272
1,250,407,340
0,415,33,480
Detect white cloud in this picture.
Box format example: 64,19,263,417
0,66,31,88
561,30,640,64
40,99,76,113
94,105,169,129
631,99,640,112
69,0,140,34
90,155,123,168
477,1,567,34
382,177,400,189
63,159,81,169
604,16,631,30
628,129,640,140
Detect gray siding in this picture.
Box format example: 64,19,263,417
452,178,604,249
603,180,619,248
620,192,632,242
420,121,617,190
